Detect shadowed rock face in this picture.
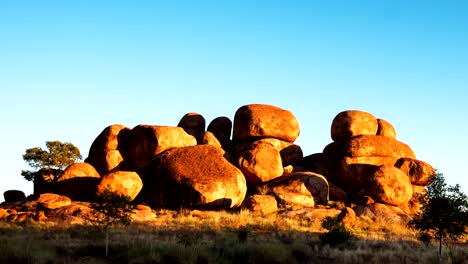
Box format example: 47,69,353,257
331,110,378,142
257,172,329,208
394,158,435,186
55,163,100,201
207,116,232,146
3,190,26,203
86,124,131,176
144,145,247,210
233,104,300,143
377,118,397,139
177,112,206,143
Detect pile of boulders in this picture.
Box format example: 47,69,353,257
1,105,435,225
302,110,435,222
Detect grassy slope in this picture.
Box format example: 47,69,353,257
0,209,466,263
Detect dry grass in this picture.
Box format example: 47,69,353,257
0,209,467,263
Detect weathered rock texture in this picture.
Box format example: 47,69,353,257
237,141,284,184
97,171,143,201
37,193,72,209
144,145,247,210
324,135,415,160
331,110,378,142
233,104,300,143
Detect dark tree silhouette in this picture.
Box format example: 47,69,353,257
410,172,468,257
90,188,135,257
21,141,81,181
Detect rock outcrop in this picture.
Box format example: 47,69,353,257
1,104,437,228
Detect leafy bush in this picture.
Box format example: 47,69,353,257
319,216,354,246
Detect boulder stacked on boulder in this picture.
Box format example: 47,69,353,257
2,104,436,226
305,110,435,220
233,104,303,185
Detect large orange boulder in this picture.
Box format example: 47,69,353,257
86,124,131,175
324,135,415,159
37,193,71,209
331,110,378,142
376,119,396,139
59,162,100,181
207,116,232,146
56,163,100,201
144,145,247,210
97,171,143,201
237,141,284,185
177,112,206,143
394,158,435,186
367,166,413,206
127,125,197,170
258,172,329,208
233,104,300,143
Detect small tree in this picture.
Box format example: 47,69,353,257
410,172,468,257
319,216,354,246
90,188,135,257
21,141,82,181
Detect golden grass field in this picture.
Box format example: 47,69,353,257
0,208,467,264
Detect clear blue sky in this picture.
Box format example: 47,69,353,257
1,1,467,200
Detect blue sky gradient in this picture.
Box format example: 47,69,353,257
1,1,467,199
